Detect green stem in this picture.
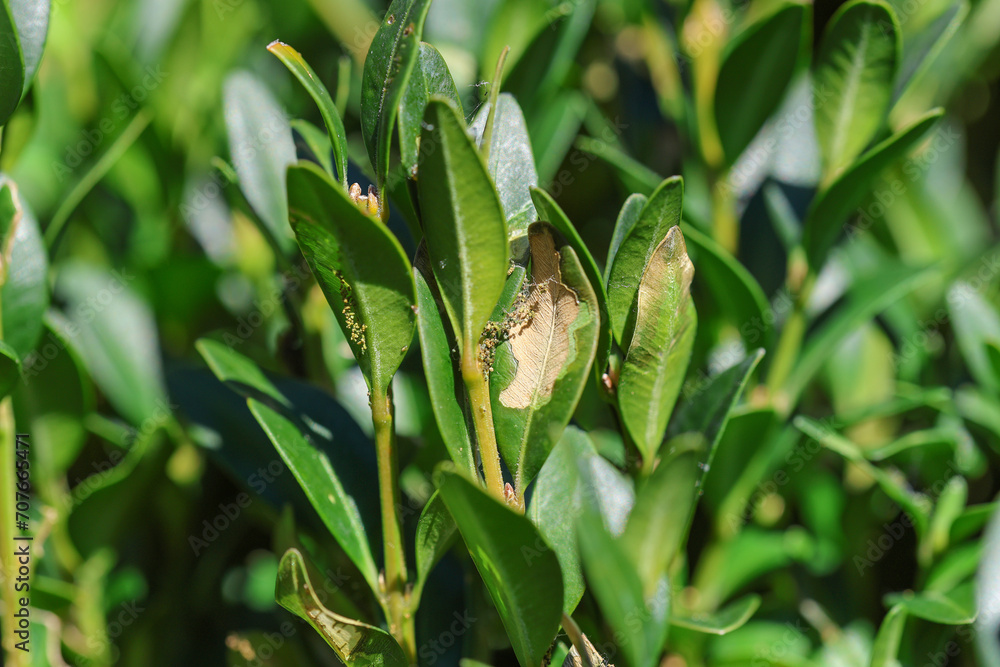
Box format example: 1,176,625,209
462,354,505,501
371,386,415,661
0,397,25,667
710,171,738,255
766,255,815,414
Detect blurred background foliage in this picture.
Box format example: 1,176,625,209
3,0,1000,664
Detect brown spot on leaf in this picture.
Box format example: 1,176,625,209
499,227,580,409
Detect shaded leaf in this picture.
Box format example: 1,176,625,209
0,177,48,360
275,549,408,667
948,282,1000,393
0,340,19,399
870,604,907,667
482,94,538,240
0,2,24,125
884,583,976,625
670,594,761,636
714,5,806,163
8,0,48,98
412,491,456,605
436,469,563,667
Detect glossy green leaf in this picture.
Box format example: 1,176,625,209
0,340,19,399
681,224,773,351
714,5,805,163
436,469,563,667
891,1,967,108
399,42,461,175
413,250,477,475
605,193,648,285
870,604,907,667
884,583,976,625
55,264,165,426
197,339,381,594
412,491,456,605
0,3,24,126
803,108,943,265
0,177,48,360
948,283,1000,393
617,227,697,466
528,426,635,614
482,94,538,240
417,98,508,360
8,0,48,99
670,594,761,635
578,506,669,667
491,224,600,491
275,549,408,667
223,71,297,252
530,186,611,380
813,0,900,179
361,0,433,188
268,41,349,188
606,177,682,347
622,450,697,596
287,162,416,392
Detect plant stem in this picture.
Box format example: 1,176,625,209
710,171,738,255
371,385,415,661
561,613,596,667
766,256,815,414
462,355,505,501
0,396,25,667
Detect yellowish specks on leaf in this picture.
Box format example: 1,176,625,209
334,269,367,354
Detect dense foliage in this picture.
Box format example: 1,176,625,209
0,0,999,665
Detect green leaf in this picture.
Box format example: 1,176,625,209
528,426,635,614
275,549,408,667
605,193,648,286
55,264,165,426
0,177,48,360
398,42,461,176
803,108,943,265
413,249,477,475
223,71,297,252
785,262,939,404
578,507,669,667
287,162,416,392
196,339,381,595
8,0,48,99
617,227,697,466
481,94,538,240
292,119,335,178
0,2,24,126
436,469,563,667
417,98,508,360
978,502,1000,666
884,583,976,625
681,224,773,351
0,340,19,399
412,491,456,605
361,0,433,188
606,177,682,347
670,594,761,635
530,186,611,381
491,224,600,491
813,0,900,179
575,136,663,196
268,41,349,188
870,604,907,667
948,283,1000,393
714,5,806,164
622,450,697,596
